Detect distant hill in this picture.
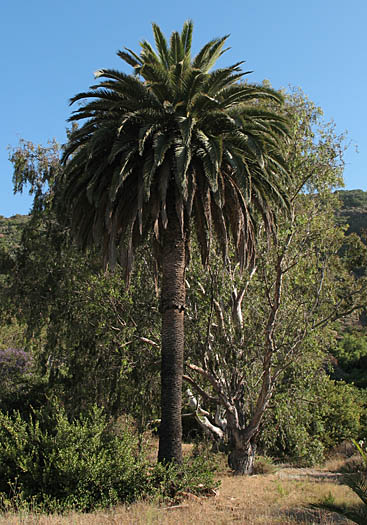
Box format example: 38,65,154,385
0,214,29,254
335,189,367,238
0,190,366,252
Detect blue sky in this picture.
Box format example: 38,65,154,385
1,0,366,217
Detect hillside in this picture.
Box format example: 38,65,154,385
336,189,367,237
0,214,29,254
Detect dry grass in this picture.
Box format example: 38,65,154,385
0,467,360,525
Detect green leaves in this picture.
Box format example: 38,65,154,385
0,402,150,511
152,23,170,68
192,35,230,73
59,21,290,277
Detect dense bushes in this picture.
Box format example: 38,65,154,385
0,401,218,513
0,346,46,416
0,403,148,511
0,347,33,402
260,375,365,466
332,333,367,388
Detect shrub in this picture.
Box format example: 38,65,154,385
0,401,148,512
333,334,367,388
148,456,219,502
253,456,277,475
260,375,365,466
0,347,32,378
0,400,219,513
0,347,46,416
314,440,367,524
0,347,33,403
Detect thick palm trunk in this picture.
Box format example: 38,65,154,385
158,206,186,464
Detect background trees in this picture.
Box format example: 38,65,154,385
0,214,161,425
2,141,162,424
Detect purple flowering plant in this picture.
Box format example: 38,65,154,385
0,347,33,389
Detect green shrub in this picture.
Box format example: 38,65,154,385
0,401,148,512
0,347,46,416
0,401,219,513
333,333,367,388
260,376,365,466
253,456,277,475
148,456,219,502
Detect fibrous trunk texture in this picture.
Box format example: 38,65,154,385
158,200,186,464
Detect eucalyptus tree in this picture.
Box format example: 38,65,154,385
183,89,367,474
57,21,290,464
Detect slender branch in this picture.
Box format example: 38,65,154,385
139,336,160,347
186,363,234,413
183,374,220,404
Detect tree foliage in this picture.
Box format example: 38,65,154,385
0,216,161,422
58,21,290,275
2,141,161,422
182,88,367,473
336,189,367,238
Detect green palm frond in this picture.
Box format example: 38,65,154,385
152,132,172,167
192,35,230,72
177,116,193,145
139,39,160,65
116,49,142,68
138,124,157,155
152,23,170,69
181,19,193,57
203,67,248,97
59,20,290,277
182,71,206,109
118,47,143,69
169,31,184,64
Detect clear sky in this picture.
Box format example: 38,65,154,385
1,0,366,217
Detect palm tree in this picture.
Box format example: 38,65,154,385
58,21,290,464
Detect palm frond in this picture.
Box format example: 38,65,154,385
139,40,161,66
117,49,142,68
152,23,170,68
203,67,247,97
193,35,230,72
181,20,193,57
58,21,290,277
174,144,191,199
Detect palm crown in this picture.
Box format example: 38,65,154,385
61,20,290,275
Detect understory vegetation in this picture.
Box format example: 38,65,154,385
0,401,217,513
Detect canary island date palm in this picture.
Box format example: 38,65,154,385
58,21,290,464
